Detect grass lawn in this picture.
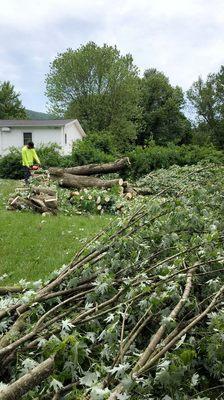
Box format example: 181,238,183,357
0,179,112,285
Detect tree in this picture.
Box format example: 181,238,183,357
187,67,224,148
139,69,190,145
45,42,140,151
0,81,27,119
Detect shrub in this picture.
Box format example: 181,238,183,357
127,144,224,178
71,132,117,166
0,148,23,179
36,143,62,167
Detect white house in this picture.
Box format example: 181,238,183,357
0,119,86,156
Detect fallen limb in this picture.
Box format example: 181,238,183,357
136,282,224,375
133,269,194,373
58,173,124,189
0,356,54,400
49,157,130,176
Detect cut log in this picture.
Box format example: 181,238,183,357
59,174,123,189
9,196,30,210
49,157,130,177
29,197,48,212
70,191,80,197
125,192,133,200
44,198,58,209
123,183,137,195
32,187,56,196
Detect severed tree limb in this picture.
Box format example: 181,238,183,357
111,307,153,369
136,282,224,375
59,174,124,189
0,356,54,400
49,157,130,176
0,312,29,349
133,269,194,373
108,283,224,400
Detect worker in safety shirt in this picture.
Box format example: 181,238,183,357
22,142,41,184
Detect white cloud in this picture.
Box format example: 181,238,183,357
0,0,224,110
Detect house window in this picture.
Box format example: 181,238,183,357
65,133,67,145
23,132,32,145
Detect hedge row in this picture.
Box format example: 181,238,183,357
0,143,223,180
127,144,224,178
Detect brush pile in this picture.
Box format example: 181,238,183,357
1,163,224,399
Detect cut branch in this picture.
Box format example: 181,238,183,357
0,356,54,400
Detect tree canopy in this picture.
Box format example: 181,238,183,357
187,66,224,147
0,81,27,119
45,42,140,150
138,69,190,145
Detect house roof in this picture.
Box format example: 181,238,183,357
0,119,74,127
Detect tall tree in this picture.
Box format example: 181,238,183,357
139,69,190,145
45,42,140,150
187,67,224,147
0,81,27,119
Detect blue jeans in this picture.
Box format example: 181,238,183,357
23,166,31,183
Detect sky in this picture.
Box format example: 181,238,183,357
0,0,224,112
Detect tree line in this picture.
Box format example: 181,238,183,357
1,41,224,150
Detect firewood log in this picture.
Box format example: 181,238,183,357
32,187,56,196
59,174,123,189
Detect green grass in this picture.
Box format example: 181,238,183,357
0,179,112,285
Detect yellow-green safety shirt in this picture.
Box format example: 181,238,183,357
22,146,40,167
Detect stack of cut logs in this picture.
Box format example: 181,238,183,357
49,157,130,189
49,157,152,197
8,158,153,214
8,186,58,214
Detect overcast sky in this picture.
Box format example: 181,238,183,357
0,0,224,112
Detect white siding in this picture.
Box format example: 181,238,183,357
62,122,82,155
0,121,84,156
0,127,62,155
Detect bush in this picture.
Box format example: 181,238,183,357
36,143,63,167
71,132,117,166
127,144,224,178
0,148,23,179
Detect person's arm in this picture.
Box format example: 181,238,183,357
22,147,30,167
32,149,41,165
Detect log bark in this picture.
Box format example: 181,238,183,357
32,187,56,196
59,173,123,189
49,157,130,177
0,286,23,295
29,197,48,212
0,356,54,400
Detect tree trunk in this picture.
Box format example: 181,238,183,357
49,157,130,177
59,174,123,189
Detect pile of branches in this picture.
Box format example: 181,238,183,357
1,164,224,399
